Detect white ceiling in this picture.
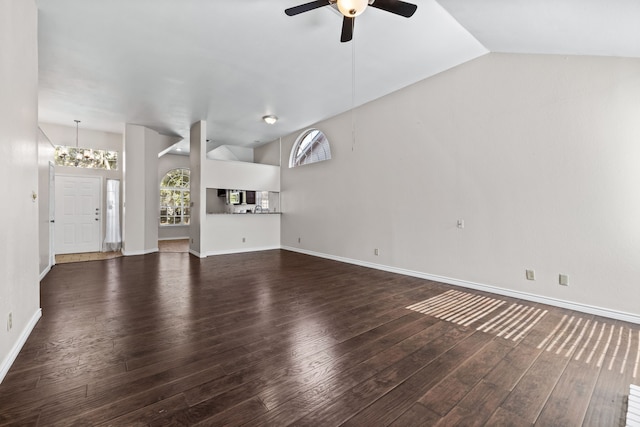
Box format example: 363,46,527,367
36,0,640,153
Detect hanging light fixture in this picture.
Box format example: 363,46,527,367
336,0,368,17
74,120,81,146
73,120,83,161
54,120,115,169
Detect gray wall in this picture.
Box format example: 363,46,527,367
280,53,640,320
254,139,281,166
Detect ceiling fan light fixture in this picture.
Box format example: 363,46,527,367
262,115,278,125
337,0,368,17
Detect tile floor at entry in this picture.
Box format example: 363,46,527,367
54,239,189,264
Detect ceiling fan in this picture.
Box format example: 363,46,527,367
285,0,417,42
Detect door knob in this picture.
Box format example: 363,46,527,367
50,220,55,223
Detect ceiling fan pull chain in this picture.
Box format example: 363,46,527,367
351,31,356,151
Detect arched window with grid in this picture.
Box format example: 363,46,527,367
289,128,332,168
160,168,190,226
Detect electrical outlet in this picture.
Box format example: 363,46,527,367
374,248,379,256
559,274,569,286
7,312,12,331
242,237,246,243
457,219,465,229
525,269,535,280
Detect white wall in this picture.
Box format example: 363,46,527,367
207,145,254,163
39,122,122,153
203,214,281,255
281,53,640,321
158,154,190,240
157,134,183,157
202,159,280,192
0,0,40,382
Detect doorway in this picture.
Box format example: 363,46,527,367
55,175,102,254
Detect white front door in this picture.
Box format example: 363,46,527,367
55,175,102,254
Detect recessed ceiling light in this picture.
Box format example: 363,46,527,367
262,115,278,125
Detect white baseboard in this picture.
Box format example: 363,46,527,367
281,246,640,325
0,308,42,384
158,237,189,241
122,247,159,256
205,246,281,257
189,249,205,258
39,264,51,282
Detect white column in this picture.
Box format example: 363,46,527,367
189,121,206,257
123,124,159,255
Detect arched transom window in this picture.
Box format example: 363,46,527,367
160,168,190,226
289,128,332,168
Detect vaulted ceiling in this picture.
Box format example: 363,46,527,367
36,0,640,152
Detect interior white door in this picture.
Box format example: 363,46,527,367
55,175,102,254
49,163,56,265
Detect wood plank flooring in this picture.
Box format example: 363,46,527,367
1,250,638,426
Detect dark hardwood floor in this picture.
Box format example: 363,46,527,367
0,250,638,426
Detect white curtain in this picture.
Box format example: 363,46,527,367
103,179,122,251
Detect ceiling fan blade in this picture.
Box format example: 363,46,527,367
340,16,354,42
369,0,417,18
285,0,329,16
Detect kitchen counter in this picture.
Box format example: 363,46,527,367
206,212,281,215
